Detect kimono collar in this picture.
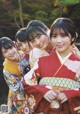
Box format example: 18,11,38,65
4,58,22,77
56,50,72,64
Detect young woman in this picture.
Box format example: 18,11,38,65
23,18,80,114
15,27,31,74
0,37,30,114
15,25,49,68
26,20,54,54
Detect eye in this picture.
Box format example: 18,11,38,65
24,40,28,44
36,34,42,39
37,34,41,38
31,39,34,42
18,43,22,47
61,33,67,37
51,34,57,38
3,50,7,54
10,46,13,50
31,39,36,43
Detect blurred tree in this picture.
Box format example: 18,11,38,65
35,11,48,24
17,0,24,28
0,0,80,36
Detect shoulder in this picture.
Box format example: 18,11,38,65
70,53,80,61
38,54,54,64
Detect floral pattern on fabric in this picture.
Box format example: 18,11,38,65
3,70,30,114
64,59,80,82
19,58,30,75
28,95,36,113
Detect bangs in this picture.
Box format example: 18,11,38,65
3,42,13,49
50,22,69,37
50,18,77,43
15,28,27,42
0,37,15,56
17,32,27,42
26,26,47,41
0,37,15,49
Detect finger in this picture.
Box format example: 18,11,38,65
47,93,56,102
45,96,52,102
74,106,80,111
51,91,57,98
61,98,67,103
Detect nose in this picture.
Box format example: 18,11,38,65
8,49,13,54
56,36,62,43
22,44,27,50
35,39,40,46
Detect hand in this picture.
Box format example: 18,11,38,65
74,106,80,113
44,90,57,102
57,92,67,103
71,44,80,55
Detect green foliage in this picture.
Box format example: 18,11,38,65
63,6,68,15
35,10,48,24
51,8,60,17
61,0,80,4
0,0,80,37
53,0,61,6
0,0,6,3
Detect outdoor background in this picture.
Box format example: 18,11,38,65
0,0,80,105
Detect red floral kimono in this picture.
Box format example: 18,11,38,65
23,51,80,114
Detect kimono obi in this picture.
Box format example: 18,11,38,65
39,77,80,90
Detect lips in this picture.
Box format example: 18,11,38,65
57,45,63,48
39,43,45,49
9,55,15,58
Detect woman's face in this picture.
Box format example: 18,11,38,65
30,34,49,50
2,46,19,61
17,39,31,54
51,28,71,56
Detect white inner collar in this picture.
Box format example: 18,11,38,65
56,51,72,64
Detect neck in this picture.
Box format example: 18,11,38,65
57,49,71,58
46,42,53,51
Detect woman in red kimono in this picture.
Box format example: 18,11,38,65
23,17,80,114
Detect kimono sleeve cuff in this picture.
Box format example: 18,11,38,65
63,90,80,99
34,85,50,94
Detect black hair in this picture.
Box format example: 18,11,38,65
26,25,48,41
0,37,15,56
50,17,78,45
26,20,48,41
16,20,49,42
15,27,27,42
26,20,48,31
